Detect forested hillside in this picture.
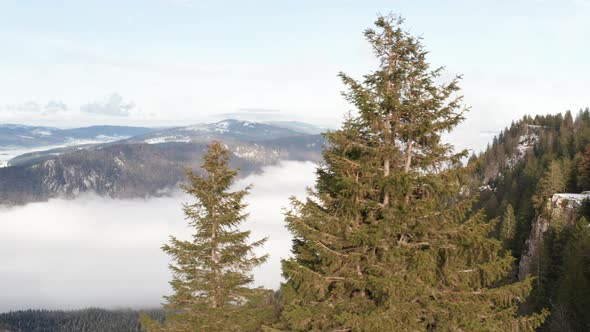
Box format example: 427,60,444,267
0,309,163,332
470,108,590,331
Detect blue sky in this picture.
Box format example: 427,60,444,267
1,0,589,150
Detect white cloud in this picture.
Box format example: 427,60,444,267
44,100,68,114
80,93,135,117
0,161,317,312
0,101,68,118
3,101,42,113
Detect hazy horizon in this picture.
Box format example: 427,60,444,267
1,0,589,154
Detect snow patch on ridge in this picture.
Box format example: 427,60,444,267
506,131,539,168
32,129,53,137
144,136,192,144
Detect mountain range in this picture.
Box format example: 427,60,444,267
0,124,156,148
0,120,325,206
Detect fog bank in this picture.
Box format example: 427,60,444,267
0,161,316,312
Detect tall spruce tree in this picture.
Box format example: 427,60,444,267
142,141,271,332
554,217,590,330
532,161,565,214
276,15,547,331
501,204,517,252
578,145,590,190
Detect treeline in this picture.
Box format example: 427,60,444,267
470,110,590,330
471,109,590,256
0,309,164,332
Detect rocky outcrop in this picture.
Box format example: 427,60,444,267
518,214,550,280
518,192,589,280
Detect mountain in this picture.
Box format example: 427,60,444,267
0,124,156,148
469,108,590,331
264,121,329,135
0,120,324,206
126,119,309,144
5,120,323,168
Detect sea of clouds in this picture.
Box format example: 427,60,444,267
0,161,317,312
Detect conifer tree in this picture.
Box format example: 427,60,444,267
554,217,590,330
276,14,547,331
142,141,271,332
501,204,517,252
532,161,565,213
578,145,590,190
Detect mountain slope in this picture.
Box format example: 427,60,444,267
0,120,324,206
128,119,308,144
469,108,590,331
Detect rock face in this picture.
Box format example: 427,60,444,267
518,214,550,280
518,192,589,280
479,125,539,185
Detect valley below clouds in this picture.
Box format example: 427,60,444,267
0,161,316,312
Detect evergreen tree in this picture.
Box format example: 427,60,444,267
142,141,272,332
554,217,590,331
467,106,590,330
565,153,581,193
501,204,517,252
532,212,569,318
578,145,590,190
532,161,565,214
276,14,546,332
578,198,590,220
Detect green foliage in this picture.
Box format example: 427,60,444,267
471,108,590,259
578,146,590,190
552,217,590,331
500,204,517,252
142,141,274,332
578,198,590,220
470,108,590,329
275,14,546,332
530,217,590,331
532,161,565,214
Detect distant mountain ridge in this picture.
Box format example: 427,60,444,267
128,119,310,145
0,124,157,148
0,119,325,206
264,121,329,135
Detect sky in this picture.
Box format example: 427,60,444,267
1,0,589,151
0,161,316,312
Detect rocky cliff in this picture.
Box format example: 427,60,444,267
518,192,589,280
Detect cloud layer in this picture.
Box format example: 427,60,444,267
1,100,69,116
0,161,316,312
0,93,147,127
